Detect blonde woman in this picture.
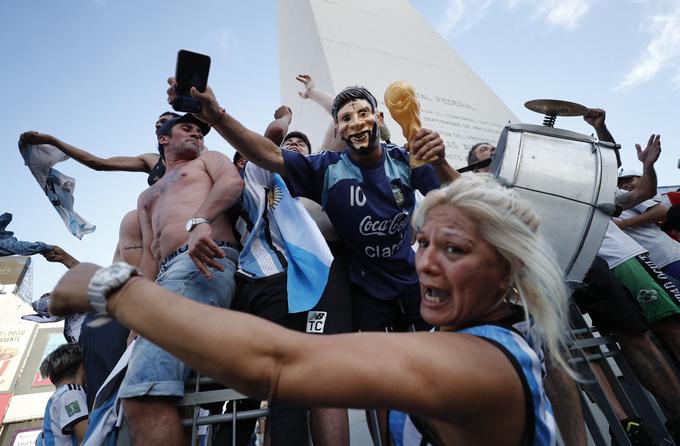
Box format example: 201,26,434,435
50,174,570,446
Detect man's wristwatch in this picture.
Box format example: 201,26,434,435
87,262,142,314
186,217,210,232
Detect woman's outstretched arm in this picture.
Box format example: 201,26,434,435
50,263,524,424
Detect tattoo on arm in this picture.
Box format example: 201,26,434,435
123,245,143,251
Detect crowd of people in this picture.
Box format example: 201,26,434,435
15,71,680,446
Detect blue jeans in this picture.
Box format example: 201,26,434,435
118,246,238,399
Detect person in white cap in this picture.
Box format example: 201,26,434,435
616,167,680,281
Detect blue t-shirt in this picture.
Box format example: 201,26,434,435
79,313,129,410
282,144,439,301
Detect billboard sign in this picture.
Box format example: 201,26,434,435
0,325,35,393
0,257,30,287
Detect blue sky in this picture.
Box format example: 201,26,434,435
2,0,679,300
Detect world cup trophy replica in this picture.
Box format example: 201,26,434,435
384,80,437,168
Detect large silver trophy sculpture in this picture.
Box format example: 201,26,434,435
489,99,620,283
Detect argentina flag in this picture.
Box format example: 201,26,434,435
82,340,136,446
18,142,96,239
271,174,333,312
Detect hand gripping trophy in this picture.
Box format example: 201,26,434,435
384,80,436,168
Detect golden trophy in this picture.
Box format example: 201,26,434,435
384,80,434,168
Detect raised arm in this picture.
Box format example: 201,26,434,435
411,128,459,184
263,106,293,146
19,131,157,172
296,74,335,114
296,74,349,152
167,79,286,175
42,245,80,269
616,134,661,210
582,110,660,210
50,264,524,425
584,108,615,144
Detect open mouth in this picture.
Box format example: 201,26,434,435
349,131,370,146
423,287,450,304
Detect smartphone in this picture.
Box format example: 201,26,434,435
173,49,211,113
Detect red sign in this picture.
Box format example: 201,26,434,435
31,371,52,387
31,333,65,388
0,359,11,375
0,393,12,424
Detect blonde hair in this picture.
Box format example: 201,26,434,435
413,173,573,374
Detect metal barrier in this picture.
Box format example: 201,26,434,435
178,308,679,446
180,374,269,446
568,303,676,445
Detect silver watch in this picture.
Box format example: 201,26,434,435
87,262,141,314
185,217,209,232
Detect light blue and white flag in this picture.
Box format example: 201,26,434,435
271,174,333,313
83,339,135,446
19,143,95,239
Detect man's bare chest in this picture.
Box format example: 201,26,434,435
140,162,210,211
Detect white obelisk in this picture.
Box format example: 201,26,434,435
278,0,518,168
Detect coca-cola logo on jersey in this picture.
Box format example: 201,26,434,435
359,211,409,236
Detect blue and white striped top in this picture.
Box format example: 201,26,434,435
389,315,556,446
235,163,288,278
37,384,88,446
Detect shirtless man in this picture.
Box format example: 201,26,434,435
121,113,243,445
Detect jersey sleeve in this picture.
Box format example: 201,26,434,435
281,150,328,203
55,387,88,434
634,197,663,214
411,161,440,195
244,162,274,188
384,143,440,195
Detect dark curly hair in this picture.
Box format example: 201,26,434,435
282,131,312,152
467,142,494,165
331,86,377,122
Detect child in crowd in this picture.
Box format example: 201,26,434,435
36,343,89,446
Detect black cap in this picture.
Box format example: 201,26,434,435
282,131,311,151
156,113,211,137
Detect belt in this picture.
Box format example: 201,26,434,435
160,241,236,266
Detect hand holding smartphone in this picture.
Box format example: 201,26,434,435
173,49,211,113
